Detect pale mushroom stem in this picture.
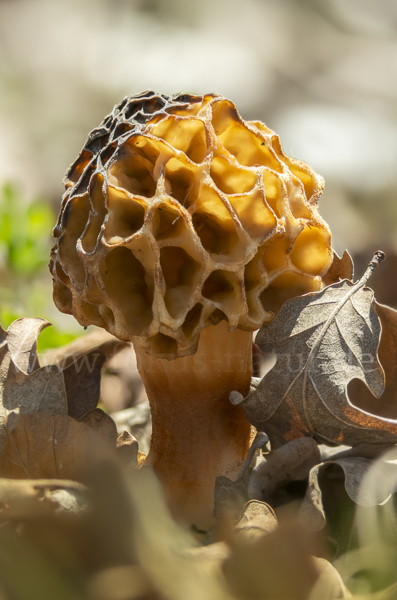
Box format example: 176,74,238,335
133,320,253,530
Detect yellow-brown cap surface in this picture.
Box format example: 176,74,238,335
50,91,332,358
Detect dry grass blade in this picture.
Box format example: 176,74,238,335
44,329,129,369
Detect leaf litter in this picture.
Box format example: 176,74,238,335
219,251,397,590
0,318,122,481
3,252,397,598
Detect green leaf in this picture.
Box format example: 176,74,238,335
0,183,55,276
36,327,80,353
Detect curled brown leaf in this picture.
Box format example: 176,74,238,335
300,455,397,531
248,437,321,503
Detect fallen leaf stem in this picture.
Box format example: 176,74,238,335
358,250,385,287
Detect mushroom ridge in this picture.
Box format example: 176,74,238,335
50,91,332,358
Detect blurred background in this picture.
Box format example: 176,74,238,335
0,0,396,398
0,7,396,597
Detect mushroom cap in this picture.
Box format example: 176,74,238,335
50,91,332,358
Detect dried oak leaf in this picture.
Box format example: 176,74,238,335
0,412,91,479
237,253,397,448
248,437,321,505
0,410,117,480
1,317,110,422
213,432,269,520
0,317,51,373
235,500,277,540
80,408,118,445
300,451,397,531
223,516,349,600
63,350,107,420
322,249,354,287
0,477,87,520
349,302,397,419
0,321,68,452
0,318,118,480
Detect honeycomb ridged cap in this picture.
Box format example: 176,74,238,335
50,91,332,358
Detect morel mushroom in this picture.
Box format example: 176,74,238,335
50,91,332,529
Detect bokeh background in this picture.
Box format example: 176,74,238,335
1,0,397,342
